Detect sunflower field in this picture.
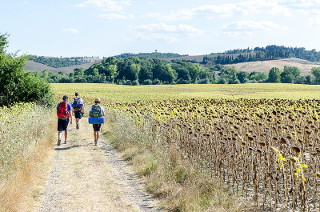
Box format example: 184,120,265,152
52,83,320,211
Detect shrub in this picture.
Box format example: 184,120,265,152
198,78,210,84
217,78,227,84
131,80,140,86
124,80,132,85
152,79,161,85
142,79,152,85
176,78,191,84
232,79,241,84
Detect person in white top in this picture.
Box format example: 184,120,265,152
89,98,105,146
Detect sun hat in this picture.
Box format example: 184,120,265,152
62,95,68,100
94,98,100,103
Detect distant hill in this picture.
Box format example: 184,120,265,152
165,45,320,66
225,58,320,75
24,60,101,74
28,55,99,68
24,56,320,76
24,45,320,75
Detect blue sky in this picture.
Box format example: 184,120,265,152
1,0,320,57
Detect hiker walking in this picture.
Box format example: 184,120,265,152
57,95,72,146
89,98,105,146
72,92,84,129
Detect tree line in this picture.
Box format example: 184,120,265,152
114,52,188,59
203,45,320,65
38,56,320,85
28,55,92,68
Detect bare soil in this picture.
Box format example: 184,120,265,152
37,120,160,212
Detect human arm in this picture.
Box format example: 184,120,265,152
81,105,84,114
68,104,73,124
56,103,60,117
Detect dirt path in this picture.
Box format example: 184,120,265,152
37,120,160,212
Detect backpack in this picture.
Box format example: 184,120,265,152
91,105,102,117
73,98,81,111
58,102,69,120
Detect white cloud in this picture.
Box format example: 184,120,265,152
150,0,299,21
99,13,134,19
161,4,244,21
131,23,203,42
75,0,130,11
147,1,158,5
62,28,79,34
280,0,320,10
144,13,161,18
222,20,282,36
308,15,320,26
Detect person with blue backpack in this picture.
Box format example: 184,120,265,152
89,98,105,146
72,92,84,129
57,95,72,146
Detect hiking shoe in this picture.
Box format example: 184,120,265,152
76,123,79,129
94,139,97,146
64,140,67,144
57,138,61,146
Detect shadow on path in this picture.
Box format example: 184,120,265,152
54,145,81,151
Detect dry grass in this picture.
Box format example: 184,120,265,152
106,111,251,212
0,121,55,212
226,58,320,75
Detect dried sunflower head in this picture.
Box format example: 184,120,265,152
292,146,301,153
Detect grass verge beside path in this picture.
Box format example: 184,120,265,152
0,104,55,212
105,111,252,211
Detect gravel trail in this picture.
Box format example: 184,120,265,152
37,121,160,212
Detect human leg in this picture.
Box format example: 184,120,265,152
57,119,64,146
75,111,82,129
93,124,101,145
96,131,100,141
57,131,62,146
64,130,68,143
64,119,70,143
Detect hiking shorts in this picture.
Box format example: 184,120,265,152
93,124,101,132
75,111,83,119
58,118,70,131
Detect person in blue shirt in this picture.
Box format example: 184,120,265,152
57,95,72,146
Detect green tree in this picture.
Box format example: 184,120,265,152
188,63,201,83
106,64,118,82
280,70,294,83
41,69,49,79
311,67,320,84
304,75,313,84
0,33,9,53
74,68,85,77
237,71,249,83
283,66,301,83
139,60,153,83
219,66,237,84
128,63,141,81
171,63,190,80
268,67,281,82
0,52,53,106
249,72,268,82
